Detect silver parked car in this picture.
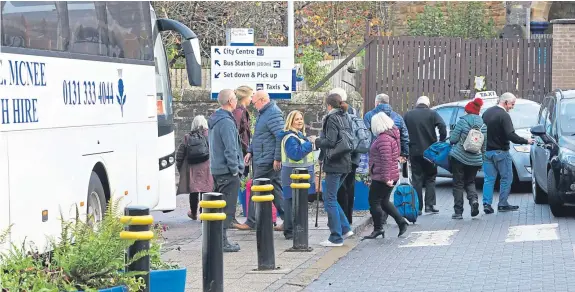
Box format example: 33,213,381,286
432,97,541,184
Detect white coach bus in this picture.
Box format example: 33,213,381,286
0,1,200,251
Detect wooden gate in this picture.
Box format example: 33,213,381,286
364,36,553,114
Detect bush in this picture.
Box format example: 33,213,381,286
0,199,147,292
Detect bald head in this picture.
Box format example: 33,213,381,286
253,90,270,110
217,89,237,111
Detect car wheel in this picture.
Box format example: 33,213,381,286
532,165,547,204
547,169,568,217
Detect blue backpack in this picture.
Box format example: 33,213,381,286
423,141,452,172
393,163,419,223
346,107,371,154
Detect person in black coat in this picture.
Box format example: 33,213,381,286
315,93,354,247
403,96,447,215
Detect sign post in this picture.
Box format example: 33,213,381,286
210,46,295,99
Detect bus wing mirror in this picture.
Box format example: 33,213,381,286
157,18,202,87
182,39,201,87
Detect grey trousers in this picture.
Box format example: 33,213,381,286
212,173,240,231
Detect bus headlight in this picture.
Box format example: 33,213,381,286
159,151,176,170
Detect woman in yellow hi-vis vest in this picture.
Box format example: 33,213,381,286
279,110,317,240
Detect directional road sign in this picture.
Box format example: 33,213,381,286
210,46,295,99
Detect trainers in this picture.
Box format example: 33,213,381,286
498,205,519,212
471,201,479,217
320,240,343,247
223,242,240,252
452,213,463,220
483,204,494,214
343,231,354,239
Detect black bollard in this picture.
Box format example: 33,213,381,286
287,168,313,252
251,178,276,271
199,192,226,292
120,206,154,292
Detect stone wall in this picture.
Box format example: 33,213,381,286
551,19,575,89
173,89,364,146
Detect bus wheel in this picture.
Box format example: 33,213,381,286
87,171,107,225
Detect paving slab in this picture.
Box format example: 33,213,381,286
153,194,372,291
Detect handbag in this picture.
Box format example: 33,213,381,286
423,141,452,172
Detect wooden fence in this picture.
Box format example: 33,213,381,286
364,36,553,114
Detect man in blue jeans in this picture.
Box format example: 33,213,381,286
481,92,534,213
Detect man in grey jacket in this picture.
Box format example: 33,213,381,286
208,89,245,252
235,90,286,231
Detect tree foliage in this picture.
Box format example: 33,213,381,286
152,1,291,62
296,1,393,57
407,2,497,39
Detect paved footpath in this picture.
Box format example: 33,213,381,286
152,193,372,292
306,178,575,292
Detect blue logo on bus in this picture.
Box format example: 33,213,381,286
116,78,126,117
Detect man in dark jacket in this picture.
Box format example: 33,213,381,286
235,90,286,231
403,96,447,214
364,93,409,159
482,92,534,213
208,89,245,252
329,87,357,224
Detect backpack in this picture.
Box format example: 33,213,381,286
186,130,209,164
346,108,371,153
462,125,484,154
393,163,419,223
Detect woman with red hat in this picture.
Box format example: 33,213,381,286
448,98,487,220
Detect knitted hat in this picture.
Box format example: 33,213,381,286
465,98,484,115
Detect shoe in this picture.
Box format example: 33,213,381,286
285,234,293,240
471,201,479,217
223,242,240,252
363,230,385,239
187,211,197,220
343,231,354,239
452,213,463,220
274,224,284,232
418,211,423,216
320,240,343,247
425,206,439,213
498,205,519,212
483,204,494,214
398,221,408,237
234,223,253,230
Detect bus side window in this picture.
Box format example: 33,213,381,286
1,1,67,51
67,1,108,57
104,1,153,61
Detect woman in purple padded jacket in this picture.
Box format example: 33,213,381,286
364,112,409,239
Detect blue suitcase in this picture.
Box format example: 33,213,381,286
393,163,419,223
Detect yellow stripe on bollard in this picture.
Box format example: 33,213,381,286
119,215,154,225
120,231,154,240
252,194,274,202
199,213,227,221
290,183,311,189
251,184,274,192
199,200,227,209
290,174,311,180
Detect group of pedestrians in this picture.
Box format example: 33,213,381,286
176,85,534,250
